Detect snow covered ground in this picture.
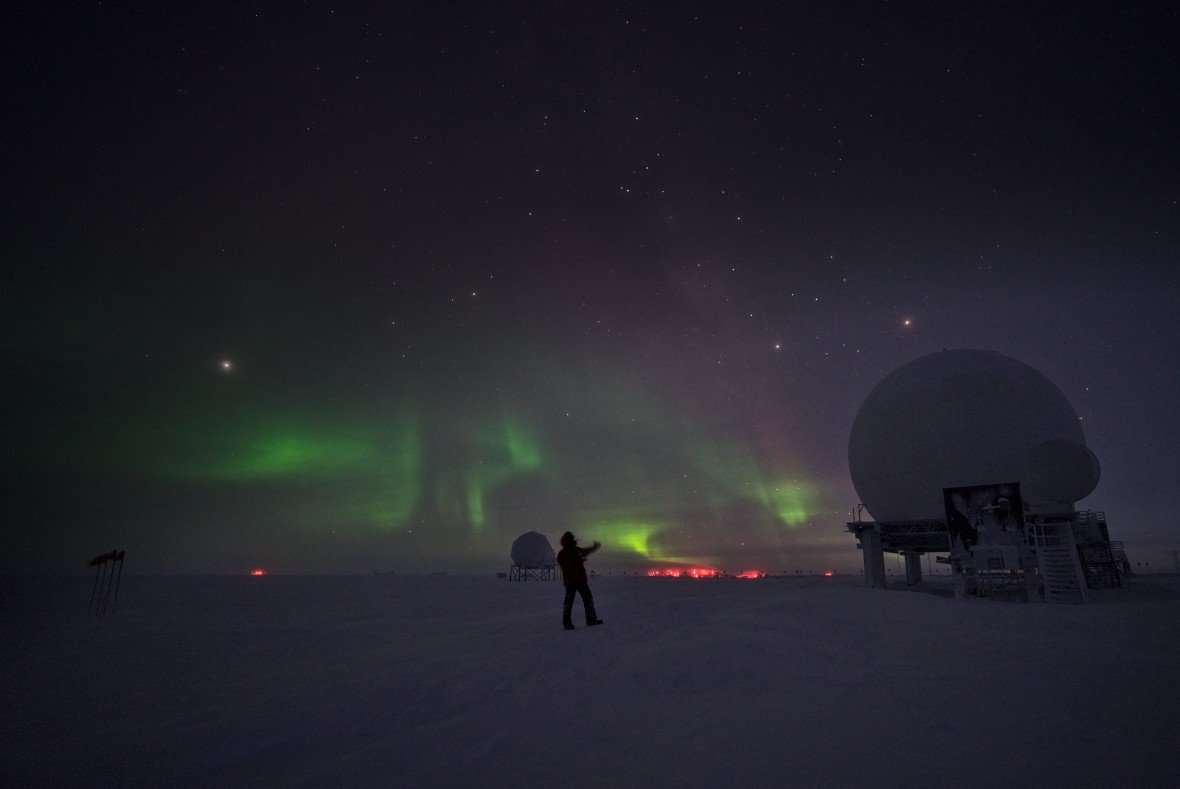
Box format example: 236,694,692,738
3,573,1178,786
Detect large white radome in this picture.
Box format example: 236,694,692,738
848,349,1098,522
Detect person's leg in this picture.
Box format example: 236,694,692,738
578,581,600,623
562,585,576,628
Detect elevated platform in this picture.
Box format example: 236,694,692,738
508,564,557,582
846,519,948,588
846,518,949,554
847,511,1125,599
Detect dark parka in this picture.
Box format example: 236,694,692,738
556,532,598,587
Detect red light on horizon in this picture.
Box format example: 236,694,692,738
251,569,266,576
735,570,764,579
648,567,719,578
824,570,835,577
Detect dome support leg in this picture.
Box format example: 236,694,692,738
904,551,923,585
862,528,886,588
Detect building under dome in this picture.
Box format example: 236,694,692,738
507,531,557,582
845,349,1127,602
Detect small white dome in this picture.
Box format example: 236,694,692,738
1021,439,1100,504
510,531,556,567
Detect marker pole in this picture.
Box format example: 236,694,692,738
89,560,103,616
96,560,109,616
110,552,125,614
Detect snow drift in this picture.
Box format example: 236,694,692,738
2,574,1178,785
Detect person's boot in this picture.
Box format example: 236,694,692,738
563,621,575,630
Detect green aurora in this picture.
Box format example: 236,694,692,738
146,397,820,566
6,320,830,570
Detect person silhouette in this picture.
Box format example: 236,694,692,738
556,531,603,630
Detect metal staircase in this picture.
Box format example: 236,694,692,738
1073,511,1124,588
1030,520,1089,604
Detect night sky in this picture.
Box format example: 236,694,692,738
4,2,1177,575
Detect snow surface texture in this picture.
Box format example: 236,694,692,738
3,575,1178,786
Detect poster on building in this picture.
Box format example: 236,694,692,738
942,482,1026,556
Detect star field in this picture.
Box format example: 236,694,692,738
2,1,1177,574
